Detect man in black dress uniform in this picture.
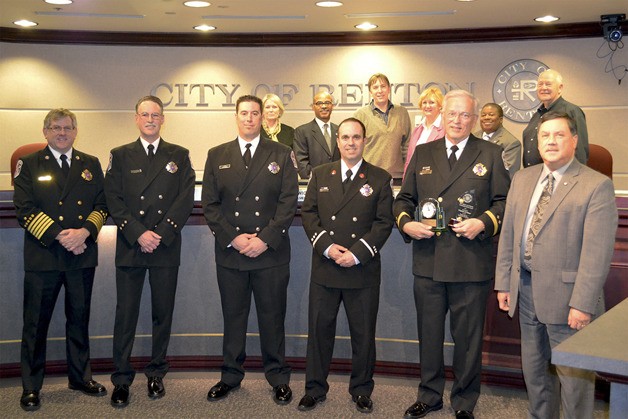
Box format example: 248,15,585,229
394,90,510,419
105,96,195,408
13,108,108,411
202,95,298,405
298,117,394,414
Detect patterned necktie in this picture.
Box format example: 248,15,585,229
147,144,155,159
523,173,555,271
323,123,332,152
343,169,352,193
243,143,252,168
60,154,70,181
448,145,459,171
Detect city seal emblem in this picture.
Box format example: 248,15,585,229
492,59,549,123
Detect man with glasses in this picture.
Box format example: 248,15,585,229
13,108,108,411
293,91,340,179
394,90,510,419
105,95,195,408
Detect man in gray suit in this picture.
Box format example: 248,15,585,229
495,112,617,419
474,103,521,178
293,91,340,179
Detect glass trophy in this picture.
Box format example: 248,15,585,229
449,189,477,228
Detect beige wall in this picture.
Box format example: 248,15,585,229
1,38,626,191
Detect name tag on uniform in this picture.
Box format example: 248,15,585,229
38,175,52,181
130,169,142,174
219,164,231,170
319,186,329,192
419,166,432,175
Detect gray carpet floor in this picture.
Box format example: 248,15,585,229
0,371,609,418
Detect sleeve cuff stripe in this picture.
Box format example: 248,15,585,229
28,213,54,240
86,211,105,231
484,210,498,236
396,211,411,228
360,238,375,258
312,230,327,248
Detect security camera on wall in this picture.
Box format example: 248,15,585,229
601,14,625,42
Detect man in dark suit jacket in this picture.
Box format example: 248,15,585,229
13,108,108,411
105,96,195,408
202,95,298,405
293,91,340,179
474,103,521,178
394,90,510,419
298,118,394,414
496,112,617,418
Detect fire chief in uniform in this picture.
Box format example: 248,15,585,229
394,90,510,419
202,95,298,405
298,117,394,414
105,96,195,407
13,108,108,411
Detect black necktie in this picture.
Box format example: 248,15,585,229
60,154,70,181
448,145,459,170
243,143,252,168
147,144,155,160
343,169,353,193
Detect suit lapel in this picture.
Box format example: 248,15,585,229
311,120,332,156
40,148,65,192
60,152,83,200
239,138,271,194
536,161,580,234
139,139,170,193
335,162,369,213
515,166,543,237
437,137,482,194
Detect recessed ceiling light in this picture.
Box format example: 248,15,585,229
316,1,343,7
355,22,377,30
185,1,211,7
45,0,73,5
534,15,560,23
14,20,38,27
456,0,475,2
194,24,216,31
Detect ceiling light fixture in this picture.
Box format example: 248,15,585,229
316,1,343,7
194,24,216,31
45,0,73,5
355,22,377,30
184,1,211,7
534,15,560,23
14,20,39,27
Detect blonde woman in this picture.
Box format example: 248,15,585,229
403,87,445,180
261,93,295,148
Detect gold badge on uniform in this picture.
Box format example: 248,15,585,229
360,184,373,197
268,162,280,174
473,163,488,177
166,161,178,173
81,169,93,181
419,166,432,175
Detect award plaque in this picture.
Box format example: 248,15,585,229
416,198,447,234
449,190,477,228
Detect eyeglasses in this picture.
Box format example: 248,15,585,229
137,112,163,120
314,101,333,107
48,125,75,133
445,111,474,121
